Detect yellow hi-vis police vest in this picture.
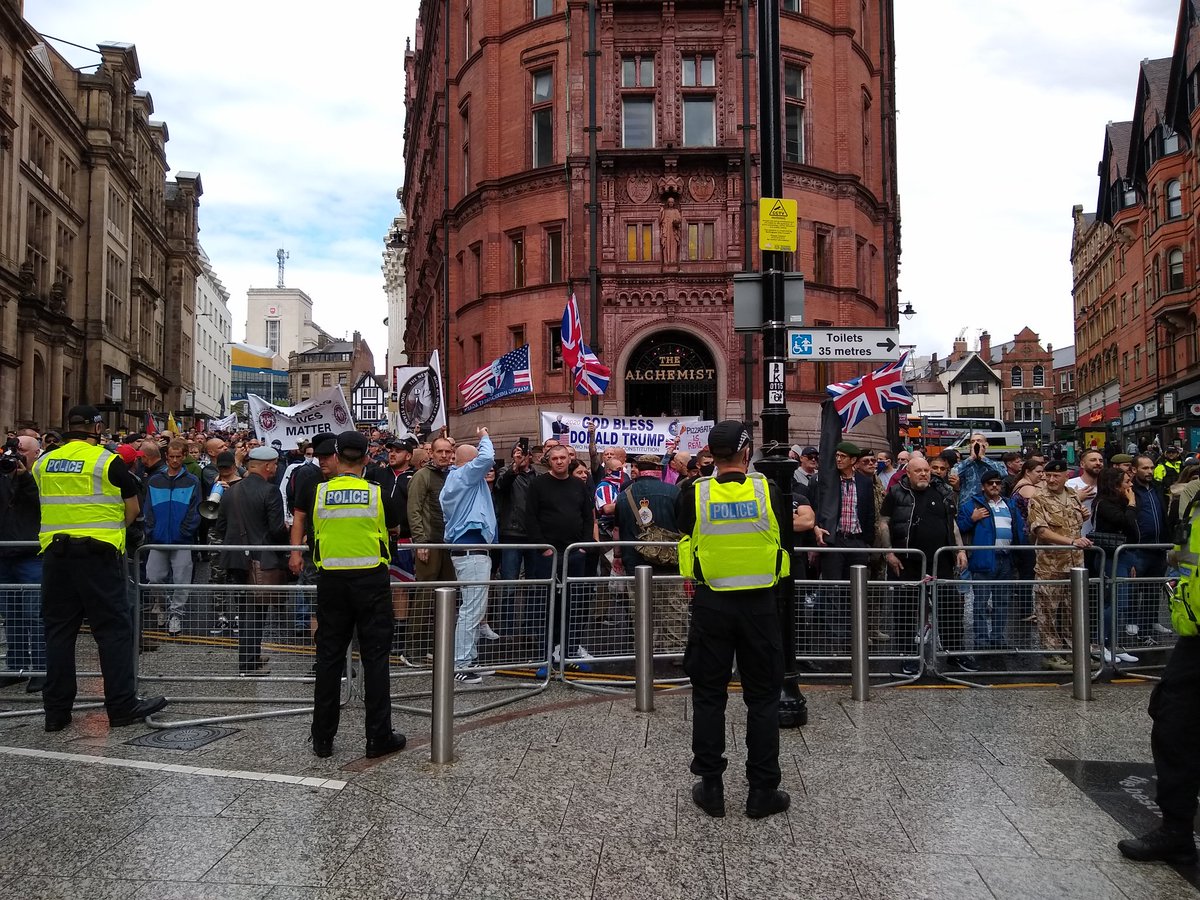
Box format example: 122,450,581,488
1169,500,1200,636
678,472,789,590
313,474,389,571
31,440,126,553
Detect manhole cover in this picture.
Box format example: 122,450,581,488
125,725,238,751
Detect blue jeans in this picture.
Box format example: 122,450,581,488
529,548,588,654
499,544,543,634
452,552,491,668
0,555,45,672
972,554,1014,651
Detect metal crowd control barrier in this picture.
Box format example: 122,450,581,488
559,540,688,695
1108,542,1177,681
134,543,351,729
793,546,929,685
0,540,107,719
931,545,1106,687
389,543,554,718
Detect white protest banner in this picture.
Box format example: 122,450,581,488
208,413,238,432
393,349,447,438
540,412,713,454
248,386,354,450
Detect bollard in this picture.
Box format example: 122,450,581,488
1070,566,1092,701
850,564,870,701
633,565,655,712
430,586,457,763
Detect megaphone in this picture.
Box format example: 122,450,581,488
200,481,226,520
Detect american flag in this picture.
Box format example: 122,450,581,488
459,345,533,412
561,293,583,371
574,349,611,396
826,352,913,429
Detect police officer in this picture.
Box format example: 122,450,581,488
33,405,167,732
1117,501,1200,864
676,420,790,820
309,430,405,759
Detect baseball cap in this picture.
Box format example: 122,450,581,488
66,405,103,426
248,446,278,461
801,446,819,457
335,430,369,457
215,450,236,468
386,436,418,451
114,444,143,465
311,432,337,456
708,420,751,456
1167,445,1182,454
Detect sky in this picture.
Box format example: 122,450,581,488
23,0,1184,367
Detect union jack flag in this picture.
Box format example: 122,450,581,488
826,352,913,430
574,348,611,396
561,293,583,371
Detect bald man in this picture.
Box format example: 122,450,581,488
439,428,497,682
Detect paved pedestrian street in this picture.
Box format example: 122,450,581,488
0,679,1196,899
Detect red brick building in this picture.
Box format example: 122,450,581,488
1074,1,1200,452
401,0,899,438
994,328,1055,442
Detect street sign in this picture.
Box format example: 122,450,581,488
787,328,902,362
758,197,798,252
732,272,805,331
768,361,785,406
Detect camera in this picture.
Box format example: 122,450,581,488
0,437,21,475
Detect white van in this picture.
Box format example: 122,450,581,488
947,430,1025,459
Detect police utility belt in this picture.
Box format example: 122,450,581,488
48,533,117,556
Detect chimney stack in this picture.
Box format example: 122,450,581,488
930,352,939,375
979,331,991,361
950,337,967,363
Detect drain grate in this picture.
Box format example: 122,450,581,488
125,725,238,751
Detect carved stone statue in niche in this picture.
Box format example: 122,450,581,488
659,195,682,266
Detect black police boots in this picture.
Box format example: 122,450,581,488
1118,826,1198,865
746,787,791,820
691,778,725,818
365,731,407,759
311,730,333,758
108,696,168,727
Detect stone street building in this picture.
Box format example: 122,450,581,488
400,0,899,440
0,5,202,432
288,331,375,406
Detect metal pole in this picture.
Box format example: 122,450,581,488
850,565,870,701
430,586,457,762
1070,566,1092,701
587,0,600,416
633,565,655,712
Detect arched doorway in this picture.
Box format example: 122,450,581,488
624,330,717,417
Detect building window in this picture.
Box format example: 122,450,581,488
1010,366,1023,387
681,54,715,87
783,0,800,10
27,119,53,175
682,97,715,147
339,373,348,386
463,4,472,57
1059,371,1074,392
533,0,552,17
461,105,471,193
957,407,996,418
859,0,869,49
813,224,833,284
104,251,126,339
1032,365,1044,387
322,373,332,387
622,55,654,88
57,153,77,204
960,381,989,395
471,242,482,298
784,65,805,163
686,222,715,260
1154,255,1162,298
301,373,311,387
54,224,75,300
622,98,655,148
24,198,50,291
546,227,563,282
1163,126,1180,155
626,223,653,261
511,325,526,350
1014,400,1043,422
861,90,872,174
531,69,553,168
266,319,280,353
547,323,563,371
1167,179,1183,219
510,232,526,288
1169,247,1185,291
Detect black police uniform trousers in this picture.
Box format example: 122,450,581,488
1150,635,1200,831
41,536,137,717
312,564,394,744
683,583,783,790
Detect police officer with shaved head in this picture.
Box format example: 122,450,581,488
676,420,791,821
309,430,405,760
34,405,167,731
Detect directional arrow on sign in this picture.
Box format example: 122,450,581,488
876,338,897,353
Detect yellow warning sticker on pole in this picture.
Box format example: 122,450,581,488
758,197,798,252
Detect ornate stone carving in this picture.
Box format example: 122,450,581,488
626,174,653,204
688,174,716,203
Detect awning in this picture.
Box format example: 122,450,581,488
1082,401,1120,425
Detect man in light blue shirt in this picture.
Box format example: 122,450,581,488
953,433,1009,502
439,427,496,683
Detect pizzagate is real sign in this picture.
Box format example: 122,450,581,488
540,412,714,454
